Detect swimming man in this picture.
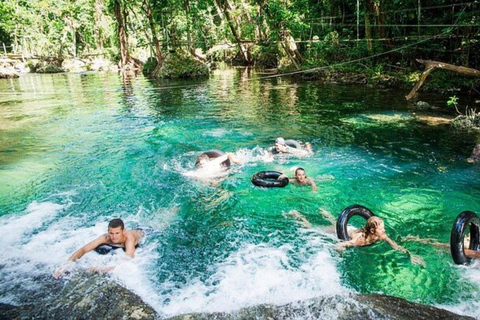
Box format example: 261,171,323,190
53,218,144,279
269,137,313,157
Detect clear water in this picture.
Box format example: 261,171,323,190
1,70,480,318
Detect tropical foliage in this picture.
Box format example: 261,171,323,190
0,0,479,76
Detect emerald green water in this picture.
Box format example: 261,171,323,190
1,70,480,318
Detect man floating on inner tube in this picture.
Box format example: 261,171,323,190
53,219,145,279
284,206,426,267
268,137,313,157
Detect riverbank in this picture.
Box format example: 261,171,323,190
2,54,478,99
0,56,118,78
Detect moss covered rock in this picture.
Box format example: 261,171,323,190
155,53,209,79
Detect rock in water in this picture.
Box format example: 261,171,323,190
1,273,158,320
165,294,474,320
1,274,473,320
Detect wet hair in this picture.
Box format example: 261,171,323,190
195,154,210,167
362,216,384,236
295,167,306,176
108,219,125,230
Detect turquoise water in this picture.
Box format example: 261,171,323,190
1,70,480,318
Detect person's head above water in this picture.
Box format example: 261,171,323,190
107,218,126,245
294,167,307,182
275,137,286,146
108,218,125,230
364,216,386,237
274,137,288,153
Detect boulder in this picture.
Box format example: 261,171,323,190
1,274,473,320
1,273,158,320
165,294,474,320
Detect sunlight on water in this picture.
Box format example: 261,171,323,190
1,72,480,318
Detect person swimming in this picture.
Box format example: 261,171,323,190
278,167,317,192
196,152,242,170
285,209,426,267
53,219,145,279
269,137,313,157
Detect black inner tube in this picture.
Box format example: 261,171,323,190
450,211,480,265
94,243,140,255
336,204,376,240
251,171,289,188
195,149,230,168
94,244,124,255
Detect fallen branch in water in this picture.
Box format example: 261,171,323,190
406,59,480,101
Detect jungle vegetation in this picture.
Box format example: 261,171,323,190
0,0,479,91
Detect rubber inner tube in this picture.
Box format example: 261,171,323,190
195,149,230,168
94,244,124,255
251,171,289,188
94,243,141,255
450,211,480,265
284,139,302,149
336,204,376,240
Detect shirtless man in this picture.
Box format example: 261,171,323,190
53,219,144,279
279,167,317,192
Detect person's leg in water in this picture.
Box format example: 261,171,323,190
318,208,336,225
284,208,336,230
283,210,312,228
402,234,472,249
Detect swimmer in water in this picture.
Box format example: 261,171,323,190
402,235,480,259
285,209,426,267
269,137,313,157
278,167,317,192
196,152,242,170
53,218,144,279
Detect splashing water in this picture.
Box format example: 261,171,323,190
1,71,480,318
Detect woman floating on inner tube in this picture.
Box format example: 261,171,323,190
285,206,426,267
268,137,313,157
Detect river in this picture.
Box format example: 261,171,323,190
1,69,480,318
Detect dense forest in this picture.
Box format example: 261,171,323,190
0,0,479,89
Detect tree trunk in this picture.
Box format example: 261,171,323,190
184,0,206,61
285,30,303,64
94,0,104,51
377,0,391,48
214,0,251,65
143,0,164,76
364,0,373,53
406,59,480,100
114,0,141,72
